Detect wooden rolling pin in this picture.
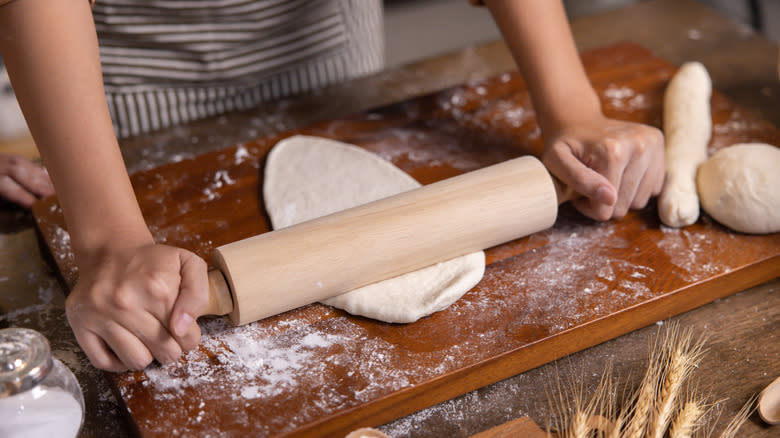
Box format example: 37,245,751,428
204,155,569,325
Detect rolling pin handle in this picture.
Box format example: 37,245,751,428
552,176,577,205
204,269,234,317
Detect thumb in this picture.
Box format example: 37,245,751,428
170,251,209,338
544,142,616,206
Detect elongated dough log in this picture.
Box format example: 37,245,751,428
658,62,712,227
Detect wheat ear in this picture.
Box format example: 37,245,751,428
649,327,707,438
623,329,666,438
668,399,705,438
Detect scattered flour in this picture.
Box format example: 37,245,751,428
708,109,771,149
366,128,484,171
379,377,528,438
201,169,236,202
657,225,732,281
233,144,250,164
455,223,656,333
603,85,650,111
126,315,473,436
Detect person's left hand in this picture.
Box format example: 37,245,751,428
541,115,665,221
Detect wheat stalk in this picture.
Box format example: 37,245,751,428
623,362,659,437
668,399,704,438
569,410,590,438
623,332,665,438
545,364,573,437
548,361,616,438
649,327,707,438
565,367,591,438
607,409,625,438
607,364,638,438
541,323,746,438
718,396,757,438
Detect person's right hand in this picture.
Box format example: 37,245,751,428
0,153,54,208
66,243,209,372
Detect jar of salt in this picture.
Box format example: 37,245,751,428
0,327,84,438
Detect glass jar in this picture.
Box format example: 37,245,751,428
0,327,84,438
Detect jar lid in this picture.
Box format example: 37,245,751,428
0,328,53,398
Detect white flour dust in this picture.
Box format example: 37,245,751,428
128,314,474,436
603,85,650,111
709,109,770,149
380,377,529,438
233,143,250,164
657,225,732,281
368,128,484,171
451,223,656,333
0,278,55,324
201,169,236,202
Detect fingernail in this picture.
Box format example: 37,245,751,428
596,185,614,205
173,313,194,337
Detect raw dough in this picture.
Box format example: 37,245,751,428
697,143,780,234
658,62,712,228
263,135,485,323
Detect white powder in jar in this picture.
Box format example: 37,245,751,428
0,385,82,438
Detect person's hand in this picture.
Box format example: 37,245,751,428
66,243,209,372
541,115,665,221
0,153,54,208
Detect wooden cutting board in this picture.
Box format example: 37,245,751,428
32,43,779,437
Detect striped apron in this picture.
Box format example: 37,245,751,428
92,0,384,138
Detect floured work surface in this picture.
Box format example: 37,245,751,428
32,43,780,437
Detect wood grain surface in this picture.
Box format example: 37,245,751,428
32,43,780,437
469,416,548,438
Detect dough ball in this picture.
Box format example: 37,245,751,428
263,135,485,323
697,143,780,234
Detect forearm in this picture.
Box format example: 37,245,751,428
484,0,602,134
0,0,151,262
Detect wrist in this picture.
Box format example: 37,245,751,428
535,86,603,137
72,223,155,269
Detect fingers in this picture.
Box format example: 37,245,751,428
613,150,648,217
0,154,55,207
631,149,664,211
586,137,630,220
114,310,184,365
100,322,155,371
73,330,127,373
544,140,616,206
71,298,184,371
170,252,208,347
13,160,55,197
547,122,664,221
0,174,37,207
623,127,665,212
545,136,622,221
67,245,209,371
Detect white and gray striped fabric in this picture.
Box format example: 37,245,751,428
92,0,384,138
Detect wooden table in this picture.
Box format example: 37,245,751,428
0,0,777,436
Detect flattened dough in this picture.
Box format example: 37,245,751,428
697,143,780,234
263,135,485,323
